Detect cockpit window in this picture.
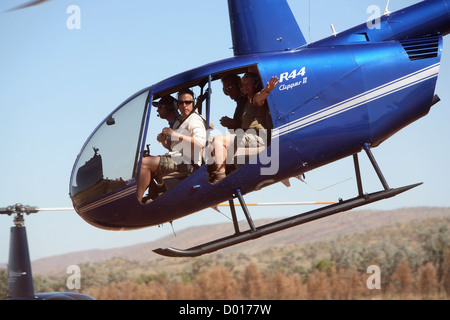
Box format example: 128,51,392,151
70,90,149,206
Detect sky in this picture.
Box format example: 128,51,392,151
1,0,449,265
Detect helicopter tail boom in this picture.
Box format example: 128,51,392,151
311,0,450,47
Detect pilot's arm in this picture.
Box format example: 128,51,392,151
157,131,171,150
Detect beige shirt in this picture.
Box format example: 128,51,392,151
167,112,206,166
241,99,268,130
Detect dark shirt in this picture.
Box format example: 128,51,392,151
230,96,247,130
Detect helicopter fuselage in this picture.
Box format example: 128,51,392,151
69,0,450,231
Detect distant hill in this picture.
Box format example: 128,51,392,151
30,207,450,275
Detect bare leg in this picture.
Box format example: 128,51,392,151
136,156,161,202
210,134,234,183
212,135,227,171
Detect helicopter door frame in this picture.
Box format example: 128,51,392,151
135,65,271,197
134,90,153,182
204,75,212,161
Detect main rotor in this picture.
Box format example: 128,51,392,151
0,204,72,227
0,204,39,227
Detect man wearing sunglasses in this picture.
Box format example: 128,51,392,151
137,89,206,203
220,74,247,130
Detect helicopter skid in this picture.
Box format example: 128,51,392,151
153,182,422,258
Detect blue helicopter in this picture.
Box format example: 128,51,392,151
67,0,450,257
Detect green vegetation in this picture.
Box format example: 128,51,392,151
1,216,449,300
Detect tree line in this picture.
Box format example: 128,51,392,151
1,217,449,300
85,256,449,300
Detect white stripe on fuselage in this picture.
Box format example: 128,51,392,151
273,63,440,139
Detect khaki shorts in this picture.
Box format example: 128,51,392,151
232,129,267,148
155,155,190,177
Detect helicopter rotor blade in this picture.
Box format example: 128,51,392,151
0,204,73,215
210,201,335,222
216,201,335,207
296,176,352,192
6,0,52,12
36,207,74,212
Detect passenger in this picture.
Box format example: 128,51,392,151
137,89,207,203
209,73,279,183
152,95,180,150
219,74,246,130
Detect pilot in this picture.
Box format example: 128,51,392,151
137,88,206,203
209,72,279,183
219,74,246,130
153,95,181,150
153,95,180,128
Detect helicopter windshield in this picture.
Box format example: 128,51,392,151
70,90,150,206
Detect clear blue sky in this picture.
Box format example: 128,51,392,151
1,0,449,264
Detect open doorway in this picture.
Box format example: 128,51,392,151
139,66,273,203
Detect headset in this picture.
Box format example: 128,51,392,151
243,72,263,91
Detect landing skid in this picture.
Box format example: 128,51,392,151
153,144,422,258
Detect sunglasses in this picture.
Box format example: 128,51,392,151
223,84,234,94
177,100,194,105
